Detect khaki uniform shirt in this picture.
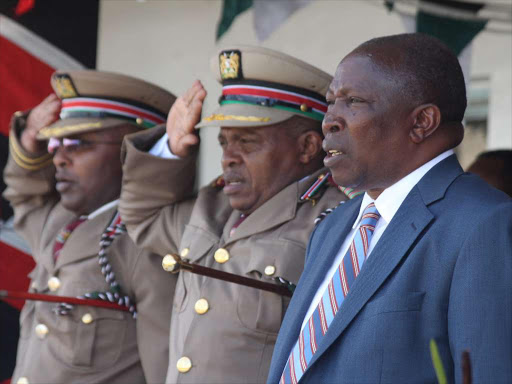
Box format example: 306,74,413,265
119,127,349,383
3,116,180,384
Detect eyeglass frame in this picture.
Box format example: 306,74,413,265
47,137,122,155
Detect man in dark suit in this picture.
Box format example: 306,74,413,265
267,33,512,384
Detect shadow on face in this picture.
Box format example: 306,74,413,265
51,125,137,215
218,118,323,215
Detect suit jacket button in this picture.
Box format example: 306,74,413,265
177,356,192,373
194,298,209,315
82,313,94,324
47,277,61,291
264,265,276,276
17,377,29,384
162,254,178,272
35,324,49,339
214,248,230,263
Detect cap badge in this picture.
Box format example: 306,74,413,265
219,50,242,80
53,74,78,99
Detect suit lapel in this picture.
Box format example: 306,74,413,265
269,199,361,381
304,155,464,372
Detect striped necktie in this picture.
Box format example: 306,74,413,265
280,203,380,383
53,217,87,261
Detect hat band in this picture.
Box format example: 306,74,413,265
60,98,166,128
221,83,327,121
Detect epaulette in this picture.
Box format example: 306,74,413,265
300,172,337,206
314,200,346,226
211,175,225,189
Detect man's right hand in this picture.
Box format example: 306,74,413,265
166,80,207,158
21,94,61,154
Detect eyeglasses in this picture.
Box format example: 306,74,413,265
47,137,121,155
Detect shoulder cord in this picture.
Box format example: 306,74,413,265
54,211,137,318
314,200,346,225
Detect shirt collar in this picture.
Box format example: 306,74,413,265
352,150,454,228
87,199,119,220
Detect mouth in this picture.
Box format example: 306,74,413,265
327,149,343,157
223,174,246,195
55,173,75,193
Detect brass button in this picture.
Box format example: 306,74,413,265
162,254,177,272
82,313,94,324
264,265,276,276
300,103,309,112
47,276,61,291
214,248,230,264
35,323,49,339
14,111,24,117
17,377,29,384
180,248,190,257
176,356,192,373
136,117,144,125
194,298,209,315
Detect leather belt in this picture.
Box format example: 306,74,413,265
162,253,294,297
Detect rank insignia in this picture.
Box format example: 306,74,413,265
219,50,242,80
53,74,78,99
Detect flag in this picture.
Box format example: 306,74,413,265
216,0,313,41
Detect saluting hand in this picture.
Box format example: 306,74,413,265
21,93,61,154
166,80,207,158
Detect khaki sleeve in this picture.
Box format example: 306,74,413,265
119,125,196,256
2,113,57,252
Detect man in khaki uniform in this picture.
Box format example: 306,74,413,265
3,71,184,384
119,46,356,383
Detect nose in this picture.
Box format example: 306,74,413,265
322,112,342,137
52,146,71,168
221,145,242,169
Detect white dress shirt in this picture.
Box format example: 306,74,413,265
149,132,179,159
300,149,454,329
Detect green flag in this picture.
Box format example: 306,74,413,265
216,0,253,40
416,0,487,56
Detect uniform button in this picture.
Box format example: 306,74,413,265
162,254,178,272
47,276,61,291
194,298,209,315
214,248,230,264
14,111,24,117
17,377,29,384
35,324,49,339
176,356,192,373
300,103,309,112
264,265,276,276
82,313,94,324
180,248,190,257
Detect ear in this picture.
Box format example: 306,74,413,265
298,130,323,164
409,104,441,144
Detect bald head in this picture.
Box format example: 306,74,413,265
350,33,467,124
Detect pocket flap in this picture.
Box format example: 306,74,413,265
245,239,306,285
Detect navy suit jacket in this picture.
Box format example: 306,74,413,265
267,155,512,383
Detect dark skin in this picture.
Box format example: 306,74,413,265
167,80,324,215
322,51,463,200
21,94,139,215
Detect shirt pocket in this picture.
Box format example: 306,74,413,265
236,239,305,334
48,306,128,369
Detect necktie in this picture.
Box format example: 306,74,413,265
53,217,87,261
229,214,246,237
280,203,380,383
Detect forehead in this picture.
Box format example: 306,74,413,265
329,53,395,96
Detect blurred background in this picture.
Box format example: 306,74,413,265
0,1,511,382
